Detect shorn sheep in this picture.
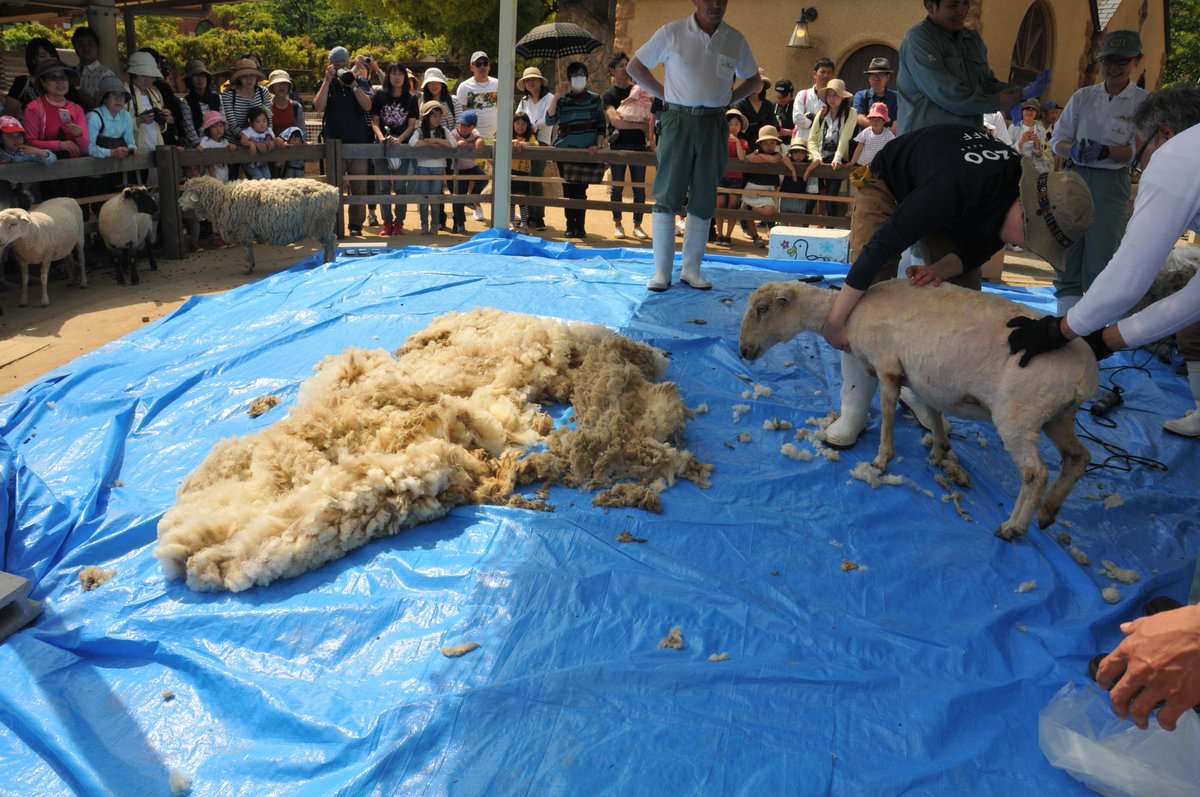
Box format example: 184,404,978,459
178,176,338,274
0,197,85,307
98,186,158,286
740,279,1098,540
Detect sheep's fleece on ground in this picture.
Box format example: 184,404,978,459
155,309,712,592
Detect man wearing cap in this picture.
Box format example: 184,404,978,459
456,52,500,139
791,57,835,144
627,0,761,291
817,124,1093,447
315,46,374,235
852,57,898,133
772,79,795,142
71,27,115,112
898,0,1023,134
1049,30,1149,315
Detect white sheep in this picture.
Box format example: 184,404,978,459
178,176,339,274
739,279,1098,540
98,186,158,286
0,197,86,308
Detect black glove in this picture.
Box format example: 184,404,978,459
1006,314,1068,367
1083,328,1114,362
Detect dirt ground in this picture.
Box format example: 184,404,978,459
0,185,1054,396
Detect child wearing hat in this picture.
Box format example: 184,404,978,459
742,125,797,248
197,110,236,183
410,100,455,235
849,102,896,169
277,126,308,178
0,115,55,164
715,108,749,246
779,141,816,217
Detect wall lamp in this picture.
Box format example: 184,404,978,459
788,7,818,49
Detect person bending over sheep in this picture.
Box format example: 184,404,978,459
817,124,1093,449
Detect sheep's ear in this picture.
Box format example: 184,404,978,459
773,293,791,310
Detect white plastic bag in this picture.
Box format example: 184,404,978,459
1039,682,1200,797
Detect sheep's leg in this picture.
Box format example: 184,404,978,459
873,370,902,471
75,238,86,288
322,236,336,264
994,425,1048,541
1038,407,1090,529
18,261,28,307
115,250,127,286
129,247,140,286
244,244,256,275
145,239,157,273
38,259,49,307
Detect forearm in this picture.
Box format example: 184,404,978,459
625,58,663,101
729,76,762,106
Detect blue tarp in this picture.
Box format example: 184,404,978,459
2,232,1197,796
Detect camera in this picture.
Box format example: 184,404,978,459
363,56,372,64
151,108,166,125
338,68,356,86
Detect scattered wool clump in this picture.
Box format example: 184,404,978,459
441,642,480,658
732,404,751,423
818,446,841,462
168,769,192,796
976,434,989,449
505,495,553,512
842,560,861,572
693,403,709,414
762,418,793,431
752,384,772,399
829,539,844,548
659,626,685,650
783,360,795,367
1100,560,1141,585
1057,532,1072,545
79,566,116,591
594,483,663,513
617,531,648,544
1016,581,1037,594
741,391,753,400
1104,493,1125,510
1069,547,1091,566
247,395,281,418
708,652,730,663
780,443,813,462
1060,519,1074,529
155,309,711,592
162,691,175,702
849,462,905,489
1101,586,1121,604
738,432,752,443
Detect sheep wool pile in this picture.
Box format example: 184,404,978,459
155,309,712,592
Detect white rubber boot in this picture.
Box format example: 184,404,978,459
899,386,953,435
649,212,676,291
679,213,712,290
825,351,877,448
648,213,676,291
1056,294,1080,316
1164,362,1200,438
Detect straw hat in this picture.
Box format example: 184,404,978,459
267,69,293,89
724,107,749,129
421,67,448,89
1018,159,1094,272
125,51,162,79
229,58,265,83
419,100,444,117
822,79,853,100
516,66,546,92
756,125,782,145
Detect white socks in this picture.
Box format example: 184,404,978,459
680,214,712,289
649,212,675,291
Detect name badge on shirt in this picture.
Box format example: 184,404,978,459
716,55,737,81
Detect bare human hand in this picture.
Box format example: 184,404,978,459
1098,605,1200,731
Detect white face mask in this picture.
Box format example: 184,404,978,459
570,75,588,91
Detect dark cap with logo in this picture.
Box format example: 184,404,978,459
1099,30,1142,60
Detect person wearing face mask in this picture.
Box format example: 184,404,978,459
545,62,606,240
1049,30,1150,315
627,0,761,291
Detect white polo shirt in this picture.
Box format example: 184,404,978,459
1050,81,1149,169
635,14,757,109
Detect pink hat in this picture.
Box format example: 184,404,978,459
200,110,226,132
0,115,24,133
867,102,891,122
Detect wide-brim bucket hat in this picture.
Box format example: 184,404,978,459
421,67,448,89
125,51,162,79
517,66,546,92
1019,158,1094,272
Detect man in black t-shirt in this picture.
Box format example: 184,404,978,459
602,52,653,240
773,79,795,143
315,46,374,235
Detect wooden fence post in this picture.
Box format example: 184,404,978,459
325,138,344,237
155,145,184,260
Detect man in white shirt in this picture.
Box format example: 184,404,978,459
791,57,833,144
1049,30,1149,314
455,51,500,139
627,0,760,292
71,27,116,112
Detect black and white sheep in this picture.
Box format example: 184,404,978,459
98,186,159,286
178,176,339,274
739,279,1098,540
0,197,86,308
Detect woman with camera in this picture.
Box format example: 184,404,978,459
371,63,419,235
126,51,170,153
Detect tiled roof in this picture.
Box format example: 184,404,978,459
1095,0,1123,29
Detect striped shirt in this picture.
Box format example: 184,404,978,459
220,86,271,143
545,91,605,149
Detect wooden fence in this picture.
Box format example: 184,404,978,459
2,141,854,261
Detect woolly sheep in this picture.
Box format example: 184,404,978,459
178,176,338,274
739,279,1098,540
0,197,86,307
98,186,158,286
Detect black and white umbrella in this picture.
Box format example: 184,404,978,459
515,22,603,61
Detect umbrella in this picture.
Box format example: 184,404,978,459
516,22,603,89
515,22,603,61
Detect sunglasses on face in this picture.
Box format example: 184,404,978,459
474,59,489,67
1100,56,1132,66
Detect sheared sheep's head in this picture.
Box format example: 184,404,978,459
0,207,32,246
739,281,832,361
124,186,159,216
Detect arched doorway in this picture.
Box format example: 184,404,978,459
1009,2,1052,84
838,44,900,95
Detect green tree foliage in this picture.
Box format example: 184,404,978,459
1,21,69,53
1163,0,1200,86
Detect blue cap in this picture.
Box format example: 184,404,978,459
461,110,478,126
329,46,349,63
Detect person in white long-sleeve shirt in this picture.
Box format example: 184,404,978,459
790,57,833,144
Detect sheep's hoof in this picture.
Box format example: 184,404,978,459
994,524,1026,542
1036,508,1057,530
243,266,254,275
